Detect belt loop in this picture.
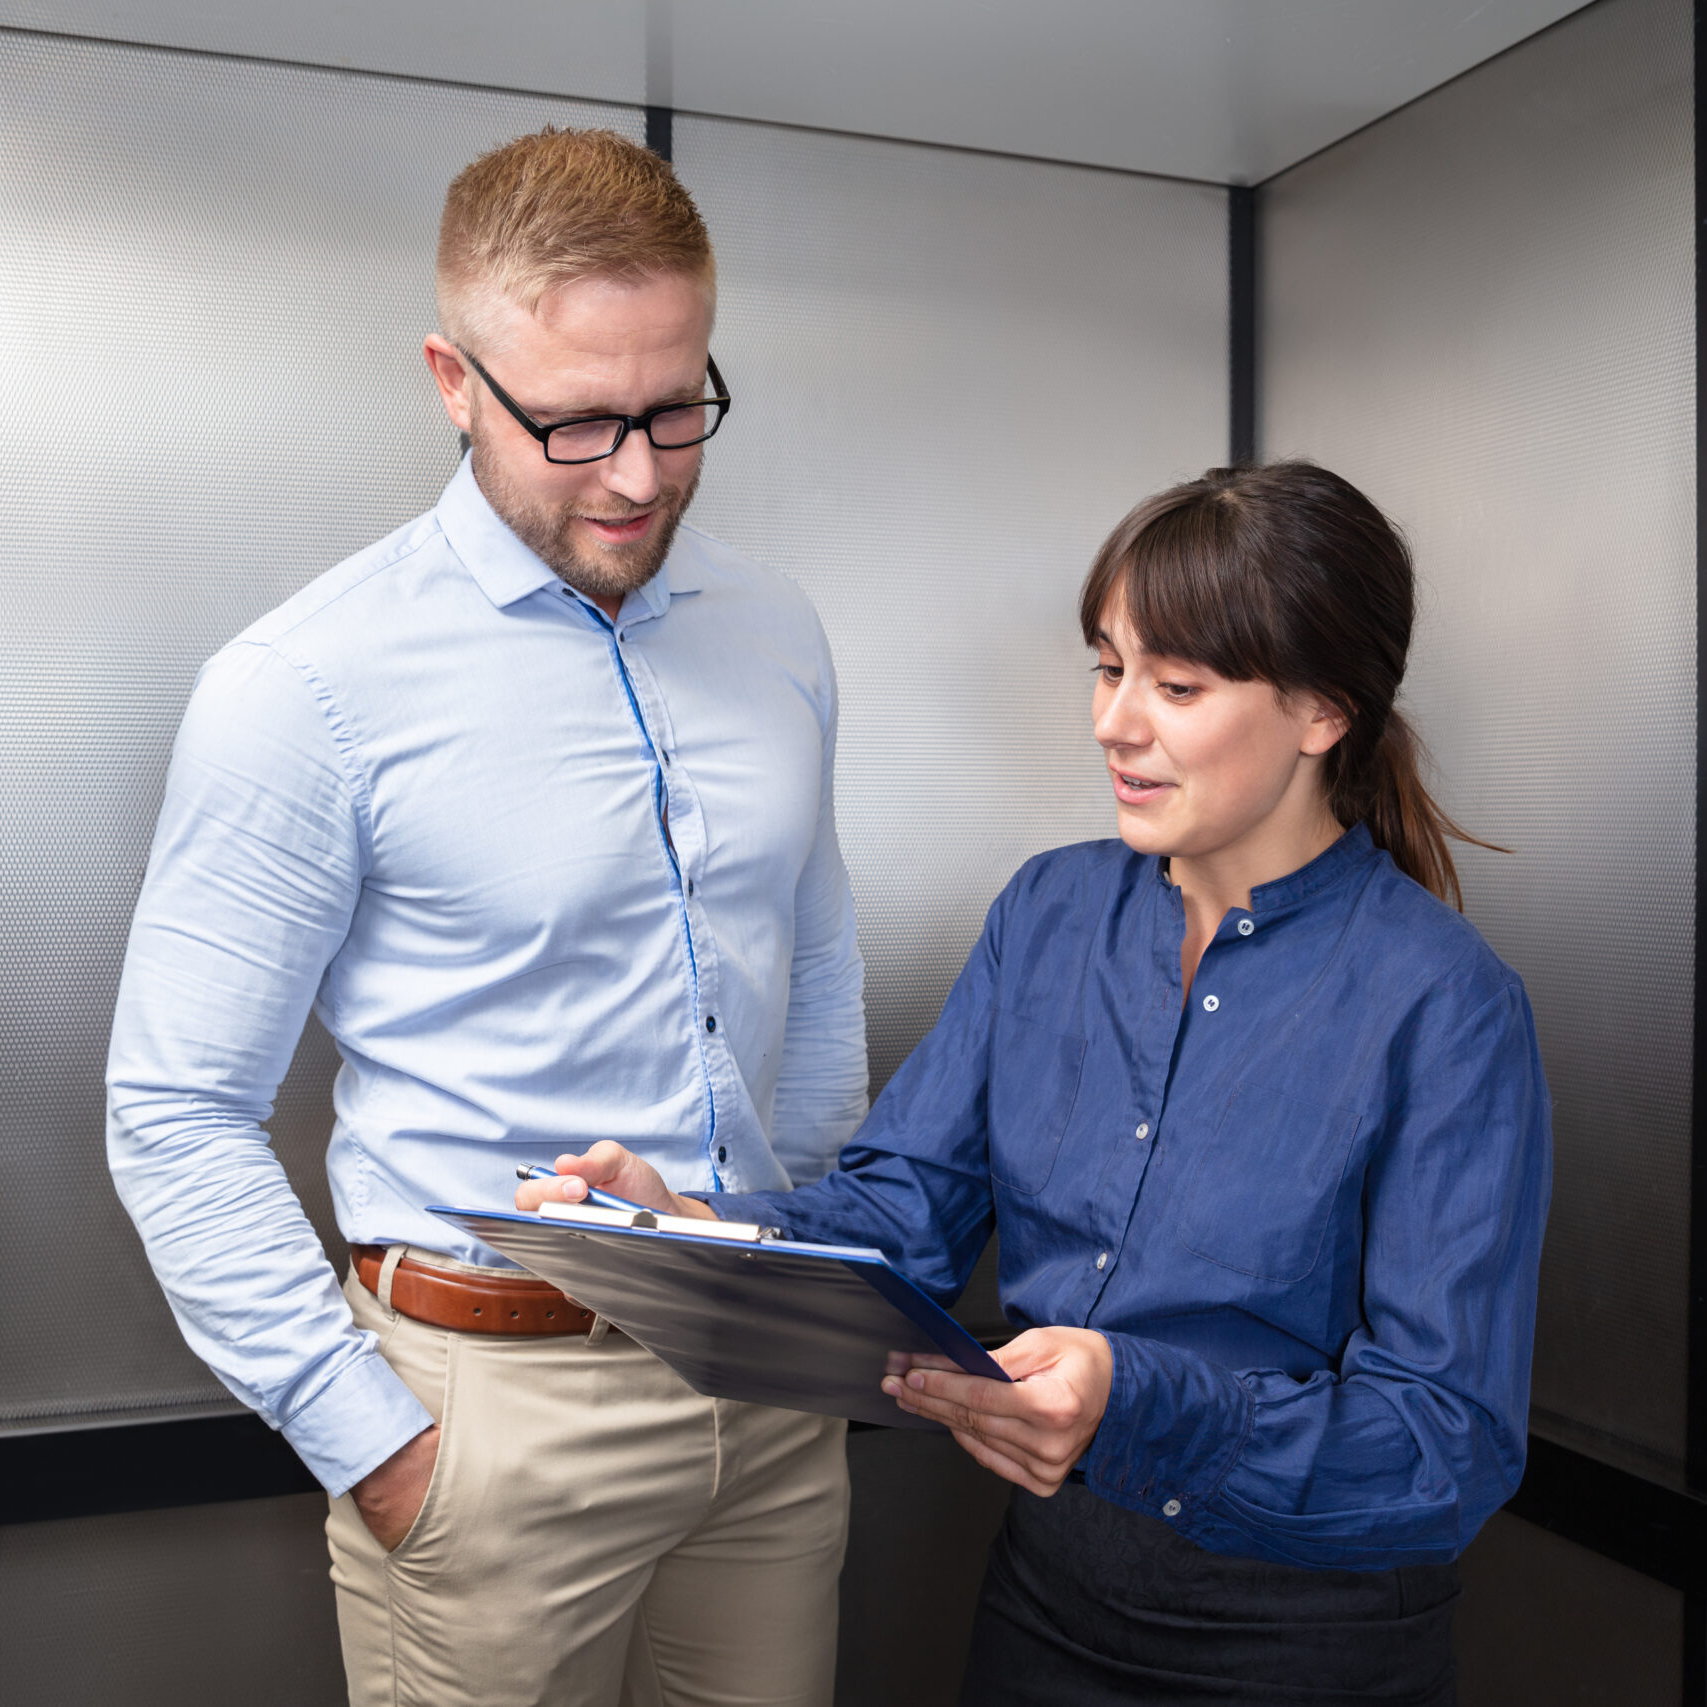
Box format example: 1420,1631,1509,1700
377,1244,406,1318
587,1314,611,1346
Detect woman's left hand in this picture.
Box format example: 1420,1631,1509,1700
882,1327,1114,1497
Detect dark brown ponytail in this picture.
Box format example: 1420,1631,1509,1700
1078,461,1499,909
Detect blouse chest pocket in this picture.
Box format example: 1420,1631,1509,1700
986,1010,1087,1196
1176,1082,1364,1284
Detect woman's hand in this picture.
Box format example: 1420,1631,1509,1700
513,1140,716,1221
881,1327,1114,1497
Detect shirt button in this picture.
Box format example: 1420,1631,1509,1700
1135,1123,1150,1141
716,1146,728,1164
705,1015,717,1033
687,879,695,896
1162,1498,1182,1518
1095,1252,1108,1270
1202,994,1220,1012
1237,918,1254,936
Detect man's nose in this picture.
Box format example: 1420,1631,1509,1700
600,430,662,504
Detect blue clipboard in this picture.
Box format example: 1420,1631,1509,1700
429,1204,1010,1430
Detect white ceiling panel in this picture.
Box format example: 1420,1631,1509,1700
0,0,1597,182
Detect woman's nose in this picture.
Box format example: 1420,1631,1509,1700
1094,687,1149,751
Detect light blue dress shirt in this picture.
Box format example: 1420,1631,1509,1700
107,456,867,1494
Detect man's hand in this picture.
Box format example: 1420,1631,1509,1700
513,1140,717,1221
880,1327,1114,1497
352,1424,441,1552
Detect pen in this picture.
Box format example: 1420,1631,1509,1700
516,1163,658,1219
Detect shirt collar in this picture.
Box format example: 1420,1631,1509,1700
434,453,706,617
1146,821,1379,922
1246,822,1378,918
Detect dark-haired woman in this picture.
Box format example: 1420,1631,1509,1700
521,462,1552,1706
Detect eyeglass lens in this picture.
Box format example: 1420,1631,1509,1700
547,403,713,462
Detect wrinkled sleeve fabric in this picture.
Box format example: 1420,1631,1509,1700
1086,980,1552,1568
766,627,868,1186
106,642,433,1496
717,884,1005,1299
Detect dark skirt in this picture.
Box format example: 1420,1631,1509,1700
958,1484,1460,1706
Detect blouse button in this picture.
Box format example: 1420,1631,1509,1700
1237,918,1255,936
1135,1122,1150,1141
1202,994,1220,1012
1095,1251,1108,1271
1162,1498,1182,1518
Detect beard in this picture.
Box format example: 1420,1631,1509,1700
470,411,699,605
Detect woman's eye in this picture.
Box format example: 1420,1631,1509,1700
1159,682,1200,701
1091,661,1122,683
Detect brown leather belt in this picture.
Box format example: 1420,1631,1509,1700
351,1243,605,1337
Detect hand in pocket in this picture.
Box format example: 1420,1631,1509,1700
352,1423,442,1552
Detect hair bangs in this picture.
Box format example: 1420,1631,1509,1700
1080,487,1286,686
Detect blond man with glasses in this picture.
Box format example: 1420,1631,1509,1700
108,127,866,1707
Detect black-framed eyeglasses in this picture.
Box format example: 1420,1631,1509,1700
458,346,731,465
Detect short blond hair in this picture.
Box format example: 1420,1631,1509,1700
436,126,714,348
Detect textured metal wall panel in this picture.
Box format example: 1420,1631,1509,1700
1456,1511,1685,1705
672,116,1229,1092
0,1494,347,1706
0,28,643,1429
1260,0,1694,1481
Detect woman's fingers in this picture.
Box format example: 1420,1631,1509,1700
948,1429,1061,1497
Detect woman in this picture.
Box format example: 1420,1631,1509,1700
520,462,1551,1705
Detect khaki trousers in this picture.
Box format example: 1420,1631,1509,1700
326,1258,850,1707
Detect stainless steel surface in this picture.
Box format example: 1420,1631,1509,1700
0,1494,348,1706
0,27,643,1430
1260,0,1693,1482
4,30,1224,1433
0,1438,1015,1707
1456,1511,1685,1705
673,113,1228,1093
432,1207,1001,1429
2,0,1594,183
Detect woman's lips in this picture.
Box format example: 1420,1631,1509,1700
580,511,654,545
1110,769,1175,806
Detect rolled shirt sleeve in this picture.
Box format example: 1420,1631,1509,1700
1087,981,1550,1567
106,642,433,1495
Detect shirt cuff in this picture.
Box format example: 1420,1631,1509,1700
1084,1332,1254,1532
278,1347,437,1497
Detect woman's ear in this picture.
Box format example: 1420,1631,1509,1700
1299,700,1351,757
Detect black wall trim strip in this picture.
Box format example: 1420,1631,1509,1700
1685,5,1704,1698
1505,1436,1707,1595
1,1414,318,1526
1228,184,1256,465
1688,0,1706,1505
646,104,673,162
5,1416,1705,1594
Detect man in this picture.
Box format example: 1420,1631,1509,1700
107,126,866,1707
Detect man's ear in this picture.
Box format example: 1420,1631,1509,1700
1300,699,1352,757
423,335,474,434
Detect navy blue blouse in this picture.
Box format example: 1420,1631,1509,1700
722,825,1552,1570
